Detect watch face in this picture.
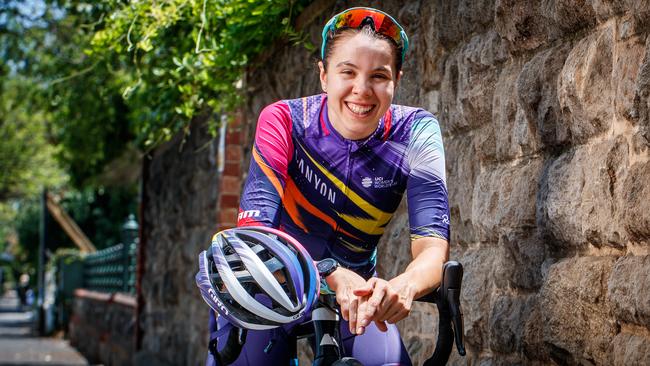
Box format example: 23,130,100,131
317,258,335,274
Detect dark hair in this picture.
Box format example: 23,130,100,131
322,24,403,74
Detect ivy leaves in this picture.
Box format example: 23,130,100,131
89,0,312,151
1,0,312,186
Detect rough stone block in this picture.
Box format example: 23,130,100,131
396,302,438,343
607,255,650,327
538,138,629,250
459,246,497,349
445,136,478,246
517,43,573,147
591,0,627,20
492,59,547,160
473,124,497,163
558,23,615,143
613,34,647,122
543,0,597,37
494,0,550,52
539,256,617,365
472,158,543,242
419,1,446,90
440,32,503,133
522,295,551,362
376,200,410,279
435,0,497,47
635,36,650,129
623,161,650,241
457,34,502,130
488,294,534,354
610,332,650,366
494,230,546,290
628,0,650,29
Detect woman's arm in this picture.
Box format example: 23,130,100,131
354,237,449,333
237,102,293,227
390,236,449,300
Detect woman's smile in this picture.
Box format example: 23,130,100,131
345,101,376,116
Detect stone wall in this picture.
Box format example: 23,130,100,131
69,290,136,366
242,0,650,364
138,120,219,366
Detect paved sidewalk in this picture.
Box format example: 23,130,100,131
0,290,88,365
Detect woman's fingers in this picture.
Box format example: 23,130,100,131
338,294,350,321
374,287,398,321
374,319,388,332
348,296,359,334
386,307,410,324
359,283,386,327
385,294,413,324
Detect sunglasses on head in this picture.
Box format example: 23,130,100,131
321,7,410,64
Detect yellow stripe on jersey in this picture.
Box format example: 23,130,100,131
338,237,373,253
297,142,393,235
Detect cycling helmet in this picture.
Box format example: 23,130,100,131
196,226,320,330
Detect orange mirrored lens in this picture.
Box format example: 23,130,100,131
333,9,401,44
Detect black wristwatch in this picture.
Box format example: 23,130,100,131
316,258,339,278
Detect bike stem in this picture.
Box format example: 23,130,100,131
312,298,342,366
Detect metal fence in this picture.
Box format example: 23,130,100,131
82,242,137,294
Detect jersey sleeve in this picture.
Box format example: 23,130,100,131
406,110,450,241
237,101,293,227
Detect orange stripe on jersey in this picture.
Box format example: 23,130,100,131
285,178,361,241
281,185,309,233
252,146,284,199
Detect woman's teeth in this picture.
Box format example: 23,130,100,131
346,102,373,115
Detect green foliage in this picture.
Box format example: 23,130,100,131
89,0,313,149
1,0,131,187
0,76,67,200
1,0,313,186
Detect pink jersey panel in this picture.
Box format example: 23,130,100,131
255,101,294,177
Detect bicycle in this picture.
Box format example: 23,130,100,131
209,261,466,366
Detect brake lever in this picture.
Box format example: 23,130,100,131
441,261,465,356
420,261,466,366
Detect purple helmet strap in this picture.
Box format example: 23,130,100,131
210,320,233,341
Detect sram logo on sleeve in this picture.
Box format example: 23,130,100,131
238,209,260,221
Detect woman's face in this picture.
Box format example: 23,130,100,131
319,32,401,140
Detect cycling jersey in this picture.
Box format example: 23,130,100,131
238,93,450,277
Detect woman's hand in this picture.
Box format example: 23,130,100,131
325,267,373,335
355,277,416,333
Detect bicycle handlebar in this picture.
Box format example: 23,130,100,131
417,261,466,365
210,261,465,365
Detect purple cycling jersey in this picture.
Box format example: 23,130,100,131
238,94,450,277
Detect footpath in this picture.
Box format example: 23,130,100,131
0,290,88,365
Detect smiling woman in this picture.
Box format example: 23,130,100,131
318,29,399,140
204,7,450,366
